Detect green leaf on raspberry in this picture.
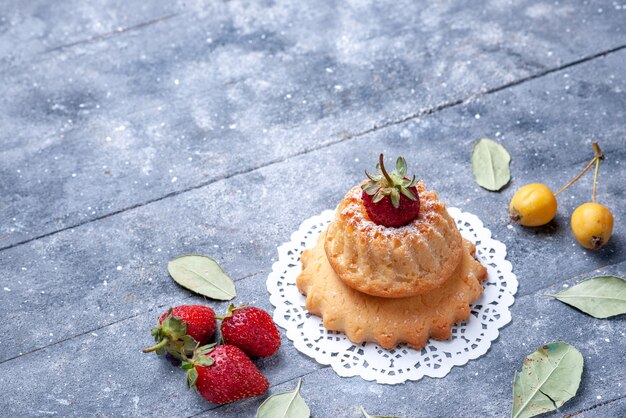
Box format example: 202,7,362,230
400,186,416,200
361,154,418,209
362,181,381,196
390,189,400,208
365,170,383,182
395,156,407,177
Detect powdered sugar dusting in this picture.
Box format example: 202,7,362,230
339,181,450,240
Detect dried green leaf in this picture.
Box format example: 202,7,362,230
362,181,381,196
365,170,382,182
196,343,216,355
195,356,214,367
547,275,626,318
168,255,236,301
372,191,385,203
360,406,403,418
400,186,416,200
471,138,511,191
256,379,310,418
182,335,199,353
186,367,198,389
390,189,400,208
511,341,583,418
395,157,407,177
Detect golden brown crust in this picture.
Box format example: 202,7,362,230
297,231,487,350
324,181,463,298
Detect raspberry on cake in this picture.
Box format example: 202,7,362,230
361,154,421,227
325,155,463,298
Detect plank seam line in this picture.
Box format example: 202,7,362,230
0,272,260,366
517,257,626,298
2,42,625,253
566,393,626,417
42,13,180,53
345,43,626,140
1,253,623,367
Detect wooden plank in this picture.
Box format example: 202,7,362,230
0,47,624,370
1,261,623,417
2,1,626,248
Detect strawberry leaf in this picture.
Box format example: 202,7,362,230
400,187,416,200
372,191,385,203
195,356,214,367
390,189,400,208
186,368,199,389
182,335,199,353
365,170,382,182
195,343,216,356
395,157,407,177
362,181,381,196
361,154,419,208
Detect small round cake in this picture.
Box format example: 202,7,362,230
324,181,463,298
298,232,486,349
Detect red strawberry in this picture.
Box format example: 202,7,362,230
361,154,420,227
183,344,269,404
219,305,281,357
143,305,216,360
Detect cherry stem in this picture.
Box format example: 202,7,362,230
143,338,169,353
592,142,603,202
554,142,604,197
379,154,394,185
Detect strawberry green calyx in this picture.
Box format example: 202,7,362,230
143,308,198,360
216,304,246,344
182,344,216,389
362,154,418,208
215,304,247,320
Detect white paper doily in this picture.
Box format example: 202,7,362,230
267,208,517,384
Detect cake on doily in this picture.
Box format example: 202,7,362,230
296,154,487,349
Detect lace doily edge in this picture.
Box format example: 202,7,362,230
266,208,518,384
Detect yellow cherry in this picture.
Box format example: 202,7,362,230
571,202,614,249
509,183,558,227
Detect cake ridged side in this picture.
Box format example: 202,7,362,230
324,182,463,298
297,232,487,350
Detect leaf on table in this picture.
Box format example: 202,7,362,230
167,254,236,301
256,378,310,418
471,138,511,191
360,405,403,418
511,341,583,418
547,275,626,318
